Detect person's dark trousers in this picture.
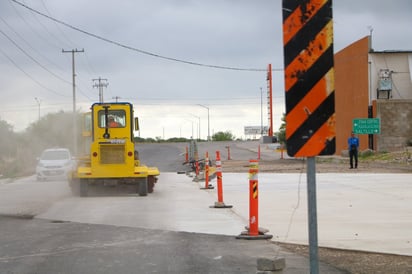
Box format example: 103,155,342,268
349,149,358,168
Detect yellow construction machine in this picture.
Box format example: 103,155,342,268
69,102,159,197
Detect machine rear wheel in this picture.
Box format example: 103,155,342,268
137,178,148,196
148,176,156,193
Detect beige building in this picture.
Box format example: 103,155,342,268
335,36,412,154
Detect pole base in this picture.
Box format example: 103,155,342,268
236,226,273,240
192,172,205,182
209,201,233,208
236,232,273,240
200,184,214,190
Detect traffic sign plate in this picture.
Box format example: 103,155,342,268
282,0,336,157
353,118,380,134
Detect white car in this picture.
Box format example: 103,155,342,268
36,148,75,181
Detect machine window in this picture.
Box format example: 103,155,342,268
98,110,126,128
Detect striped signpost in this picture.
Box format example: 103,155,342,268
283,1,335,273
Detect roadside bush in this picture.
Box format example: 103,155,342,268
360,149,374,158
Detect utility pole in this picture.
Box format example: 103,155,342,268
93,77,109,103
112,96,121,102
260,87,263,137
267,64,273,137
62,48,84,157
34,97,41,121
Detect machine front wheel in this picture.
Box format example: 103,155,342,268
80,179,89,197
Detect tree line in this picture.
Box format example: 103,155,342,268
0,111,246,178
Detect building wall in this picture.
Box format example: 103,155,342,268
334,36,370,155
375,100,412,151
370,52,412,100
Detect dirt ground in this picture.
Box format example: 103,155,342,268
221,156,412,174
275,242,412,274
221,155,412,274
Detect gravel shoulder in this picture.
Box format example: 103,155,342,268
221,156,412,174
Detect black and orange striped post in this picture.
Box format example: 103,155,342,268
210,151,232,208
236,159,272,240
283,1,335,272
283,0,336,157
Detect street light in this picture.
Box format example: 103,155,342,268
34,97,41,121
189,114,200,141
197,104,210,141
184,119,194,139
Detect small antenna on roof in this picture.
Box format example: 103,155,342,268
368,26,374,51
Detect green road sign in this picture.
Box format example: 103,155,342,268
353,118,381,134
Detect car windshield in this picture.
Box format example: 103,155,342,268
41,150,70,160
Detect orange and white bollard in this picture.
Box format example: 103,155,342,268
200,152,213,189
236,159,272,240
210,151,232,208
185,146,189,163
205,152,209,188
248,159,259,236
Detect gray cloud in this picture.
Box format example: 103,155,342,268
1,0,411,137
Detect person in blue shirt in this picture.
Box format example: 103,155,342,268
348,132,359,169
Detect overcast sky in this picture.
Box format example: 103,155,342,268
1,0,411,139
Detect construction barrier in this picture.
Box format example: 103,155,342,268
248,159,259,236
210,151,232,208
236,159,272,240
200,152,214,189
205,152,209,187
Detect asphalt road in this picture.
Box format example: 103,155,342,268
137,140,282,172
0,216,284,274
0,141,345,274
137,142,186,172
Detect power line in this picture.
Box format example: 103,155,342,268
39,0,75,49
0,27,72,85
0,45,69,97
6,1,96,100
0,15,65,73
38,0,99,78
11,0,283,72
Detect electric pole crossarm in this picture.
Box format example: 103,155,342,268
92,77,109,103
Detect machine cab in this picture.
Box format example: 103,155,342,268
91,102,134,141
